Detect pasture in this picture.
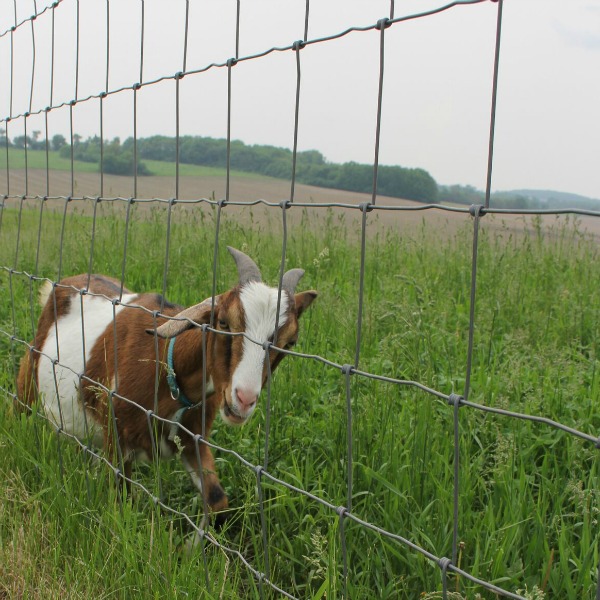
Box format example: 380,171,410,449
1,182,599,599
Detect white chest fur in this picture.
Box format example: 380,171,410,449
37,293,137,446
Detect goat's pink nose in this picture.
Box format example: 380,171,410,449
235,387,258,409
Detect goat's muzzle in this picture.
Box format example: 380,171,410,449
221,391,251,426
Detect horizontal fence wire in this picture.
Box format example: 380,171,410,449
1,1,599,599
3,195,600,218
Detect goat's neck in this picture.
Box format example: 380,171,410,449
170,327,214,404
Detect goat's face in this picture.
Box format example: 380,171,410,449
152,247,317,426
213,281,315,425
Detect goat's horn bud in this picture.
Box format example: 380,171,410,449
228,246,262,285
282,268,305,295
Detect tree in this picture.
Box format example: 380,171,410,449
52,134,66,151
12,135,26,148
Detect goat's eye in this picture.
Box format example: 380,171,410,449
285,340,297,350
218,320,229,331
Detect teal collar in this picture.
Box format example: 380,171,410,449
167,336,195,408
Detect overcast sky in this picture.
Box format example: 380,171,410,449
1,0,599,199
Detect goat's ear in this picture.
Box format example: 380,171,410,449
146,297,220,339
294,290,317,319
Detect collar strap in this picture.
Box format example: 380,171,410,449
167,336,195,408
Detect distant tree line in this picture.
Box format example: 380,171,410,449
133,135,439,203
3,132,439,201
57,135,151,176
9,131,70,153
5,131,576,209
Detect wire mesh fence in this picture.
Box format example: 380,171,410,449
1,1,599,598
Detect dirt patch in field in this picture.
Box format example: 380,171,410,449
2,168,600,242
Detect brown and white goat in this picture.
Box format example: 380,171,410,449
17,247,317,521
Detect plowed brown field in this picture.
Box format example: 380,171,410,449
2,168,599,241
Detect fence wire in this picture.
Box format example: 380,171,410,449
0,1,599,599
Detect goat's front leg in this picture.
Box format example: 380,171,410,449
181,442,229,527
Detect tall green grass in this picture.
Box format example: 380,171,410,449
0,200,599,599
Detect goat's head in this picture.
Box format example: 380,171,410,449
153,247,317,425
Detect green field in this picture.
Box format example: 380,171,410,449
1,198,599,599
2,147,276,180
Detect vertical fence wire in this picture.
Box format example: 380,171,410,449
51,360,66,483
451,205,483,570
44,108,50,195
3,125,9,196
49,1,55,106
23,116,28,197
9,11,14,118
119,198,133,300
182,0,189,73
56,196,69,283
175,75,181,200
226,59,235,204
450,392,461,569
343,364,353,512
139,0,145,84
100,94,105,197
256,465,270,590
235,0,240,59
290,41,302,204
133,86,138,198
193,431,211,591
77,297,94,505
28,2,36,115
9,199,24,395
338,506,349,599
105,0,110,93
303,0,310,42
68,102,74,198
161,199,174,313
371,18,388,207
485,0,504,209
87,198,99,289
30,197,44,338
267,202,290,467
353,204,369,369
74,0,79,101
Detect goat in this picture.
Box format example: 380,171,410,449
16,247,317,522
